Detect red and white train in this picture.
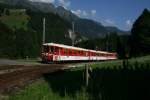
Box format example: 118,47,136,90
41,43,117,62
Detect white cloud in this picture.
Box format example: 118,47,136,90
126,20,132,28
83,10,88,17
71,10,82,17
104,19,116,26
58,0,71,8
29,0,55,3
72,9,96,18
91,10,96,16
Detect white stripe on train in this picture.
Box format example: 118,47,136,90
53,55,116,61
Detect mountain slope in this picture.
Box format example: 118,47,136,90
0,0,129,38
0,2,74,58
75,18,108,38
105,26,130,35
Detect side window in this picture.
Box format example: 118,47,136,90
64,49,68,55
44,46,49,53
69,49,72,55
55,47,58,54
74,50,76,56
61,48,64,54
50,46,54,53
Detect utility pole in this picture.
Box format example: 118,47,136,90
42,17,46,44
72,21,75,34
106,32,109,51
72,22,75,46
85,64,89,87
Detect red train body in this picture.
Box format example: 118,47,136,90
41,43,117,62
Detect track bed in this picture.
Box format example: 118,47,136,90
0,64,68,93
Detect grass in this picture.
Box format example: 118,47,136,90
6,55,150,100
9,79,88,100
89,55,150,69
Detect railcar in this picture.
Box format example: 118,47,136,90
41,43,117,62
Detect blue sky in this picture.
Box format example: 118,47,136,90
31,0,150,31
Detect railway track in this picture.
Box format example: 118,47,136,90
0,64,69,93
0,59,102,94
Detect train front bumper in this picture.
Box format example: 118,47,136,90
41,53,53,62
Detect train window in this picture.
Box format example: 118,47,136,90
58,48,62,54
64,49,68,55
96,53,98,56
79,51,82,55
88,52,90,56
50,46,54,53
92,52,94,56
54,47,59,54
69,49,72,55
81,51,83,56
83,51,86,56
72,50,74,55
43,46,49,53
76,50,79,55
61,48,64,55
76,50,78,55
78,51,80,55
80,51,82,56
86,52,88,56
74,50,76,55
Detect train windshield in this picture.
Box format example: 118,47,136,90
43,46,49,53
50,46,54,53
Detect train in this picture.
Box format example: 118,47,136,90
41,43,117,62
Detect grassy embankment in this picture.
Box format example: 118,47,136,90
8,55,150,100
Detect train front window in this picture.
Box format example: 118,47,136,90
50,46,54,53
43,46,49,53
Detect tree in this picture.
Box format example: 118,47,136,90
116,36,126,59
131,8,150,56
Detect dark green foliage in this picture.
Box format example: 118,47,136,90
14,29,39,58
0,22,14,57
131,9,150,56
76,32,129,59
0,22,39,58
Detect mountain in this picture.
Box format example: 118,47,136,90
0,2,74,58
55,6,108,37
0,0,129,38
105,26,130,35
56,6,79,22
75,18,108,38
29,1,56,13
55,6,130,37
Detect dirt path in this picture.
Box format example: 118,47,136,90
0,64,69,93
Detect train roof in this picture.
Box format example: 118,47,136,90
43,43,116,54
43,43,89,51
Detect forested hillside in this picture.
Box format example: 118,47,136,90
130,9,150,56
0,3,72,58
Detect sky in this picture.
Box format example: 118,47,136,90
30,0,150,31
